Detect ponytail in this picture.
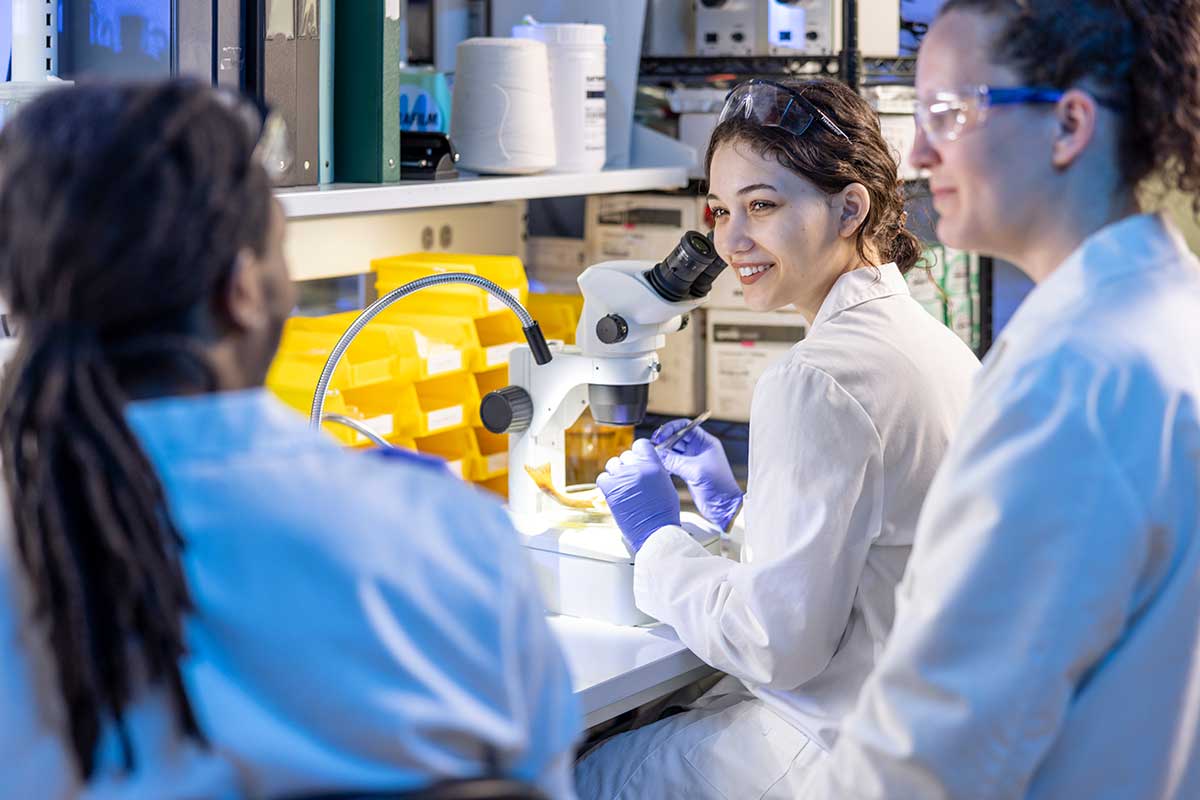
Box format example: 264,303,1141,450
884,212,923,275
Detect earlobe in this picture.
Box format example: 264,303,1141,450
1052,89,1096,169
223,250,266,333
839,184,871,239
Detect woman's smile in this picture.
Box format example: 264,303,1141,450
735,262,776,285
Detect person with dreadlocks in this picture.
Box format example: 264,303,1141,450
0,80,579,798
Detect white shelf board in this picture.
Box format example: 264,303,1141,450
277,165,689,219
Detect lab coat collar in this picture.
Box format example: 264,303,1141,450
1002,212,1192,336
811,262,908,330
126,388,320,465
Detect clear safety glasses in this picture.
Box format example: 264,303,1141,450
719,79,851,143
915,85,1064,144
214,89,293,181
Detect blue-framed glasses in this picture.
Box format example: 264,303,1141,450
916,85,1064,144
719,79,851,143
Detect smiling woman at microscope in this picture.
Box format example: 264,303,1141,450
576,78,981,799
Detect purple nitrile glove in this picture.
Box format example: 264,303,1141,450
596,439,682,554
651,418,743,530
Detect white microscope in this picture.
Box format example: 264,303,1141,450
480,231,729,625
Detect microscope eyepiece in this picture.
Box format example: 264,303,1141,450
645,230,728,303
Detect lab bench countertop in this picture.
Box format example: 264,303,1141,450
548,615,716,729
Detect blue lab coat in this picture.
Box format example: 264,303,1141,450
0,389,580,798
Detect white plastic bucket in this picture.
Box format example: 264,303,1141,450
451,37,557,174
513,21,606,174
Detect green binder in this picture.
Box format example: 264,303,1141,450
334,0,401,183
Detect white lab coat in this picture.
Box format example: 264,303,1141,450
799,213,1200,799
0,390,580,799
576,264,980,799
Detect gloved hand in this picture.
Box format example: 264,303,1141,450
596,439,681,554
651,418,743,530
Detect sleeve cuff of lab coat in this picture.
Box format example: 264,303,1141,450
632,525,713,616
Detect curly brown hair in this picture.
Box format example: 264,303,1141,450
704,78,923,274
940,0,1200,210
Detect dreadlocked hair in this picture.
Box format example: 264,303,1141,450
940,0,1200,211
0,80,272,777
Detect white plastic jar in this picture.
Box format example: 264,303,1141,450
512,21,607,173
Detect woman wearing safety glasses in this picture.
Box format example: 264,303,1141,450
575,78,980,798
796,2,1200,797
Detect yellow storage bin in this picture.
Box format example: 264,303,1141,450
478,473,509,500
474,312,525,371
373,252,529,318
371,312,484,375
414,427,480,482
343,371,474,440
413,371,479,436
288,312,469,383
526,292,583,345
474,427,509,480
272,325,395,392
339,381,422,439
267,381,387,449
379,306,524,372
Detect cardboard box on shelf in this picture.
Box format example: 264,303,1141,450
706,309,807,423
649,309,706,417
585,192,709,265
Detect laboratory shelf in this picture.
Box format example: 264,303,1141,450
276,165,690,219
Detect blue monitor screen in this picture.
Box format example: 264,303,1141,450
59,0,172,79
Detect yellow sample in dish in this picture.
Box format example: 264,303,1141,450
524,463,608,512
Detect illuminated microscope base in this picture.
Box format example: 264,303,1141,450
510,509,722,626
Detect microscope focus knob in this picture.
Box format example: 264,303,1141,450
596,314,629,344
480,386,533,434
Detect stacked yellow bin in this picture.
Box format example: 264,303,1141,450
371,253,533,498
267,311,477,450
525,292,584,345
267,257,598,499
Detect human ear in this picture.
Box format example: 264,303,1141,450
1051,89,1097,169
221,249,269,334
837,183,872,239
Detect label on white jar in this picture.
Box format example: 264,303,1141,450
585,75,606,154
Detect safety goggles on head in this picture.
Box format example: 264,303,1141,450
213,89,293,181
719,79,851,143
915,85,1063,144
